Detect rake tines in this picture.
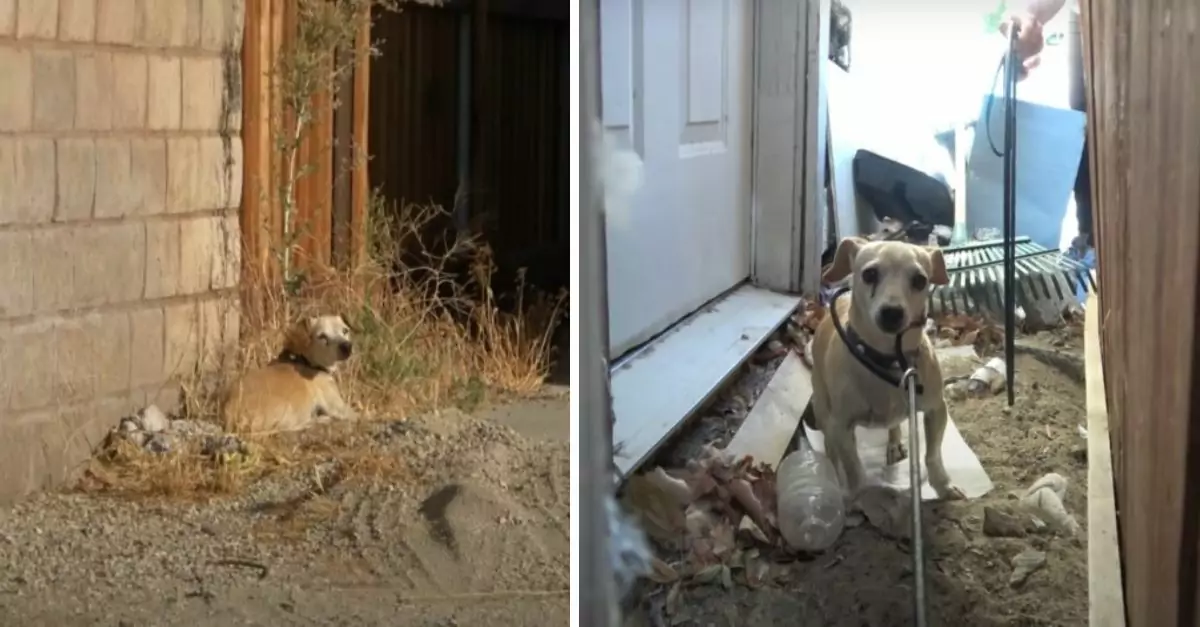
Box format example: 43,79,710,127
930,237,1096,318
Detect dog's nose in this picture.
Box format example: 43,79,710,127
338,342,353,359
877,306,906,333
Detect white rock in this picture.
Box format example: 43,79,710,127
137,405,170,433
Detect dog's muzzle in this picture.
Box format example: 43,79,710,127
337,341,353,359
876,306,906,334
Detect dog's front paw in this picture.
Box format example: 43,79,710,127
886,441,907,465
933,483,967,501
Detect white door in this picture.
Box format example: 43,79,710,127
600,0,753,357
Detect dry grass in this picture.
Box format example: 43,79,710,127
78,200,566,500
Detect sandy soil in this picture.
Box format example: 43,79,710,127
634,328,1088,627
0,396,570,626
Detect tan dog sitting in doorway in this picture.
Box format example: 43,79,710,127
222,315,359,435
806,237,965,501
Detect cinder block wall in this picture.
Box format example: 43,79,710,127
0,0,245,500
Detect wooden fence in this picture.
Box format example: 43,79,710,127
241,0,373,318
1081,0,1200,623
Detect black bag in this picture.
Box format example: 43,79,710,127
851,149,954,227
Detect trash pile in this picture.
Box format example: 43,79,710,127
105,404,249,460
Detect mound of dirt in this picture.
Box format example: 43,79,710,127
0,404,569,626
635,347,1088,627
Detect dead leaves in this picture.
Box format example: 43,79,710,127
934,313,1004,354
785,299,825,367
620,445,786,598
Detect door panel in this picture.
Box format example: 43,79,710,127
601,0,752,357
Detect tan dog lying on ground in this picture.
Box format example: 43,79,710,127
222,315,359,435
806,237,965,501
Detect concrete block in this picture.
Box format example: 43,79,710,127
59,0,96,42
0,320,58,412
146,55,181,130
211,213,241,290
32,51,74,131
185,0,202,47
55,138,96,221
198,297,229,370
181,56,222,131
144,220,180,299
137,0,185,47
74,51,113,130
73,222,145,307
0,47,32,132
7,395,124,497
200,0,224,50
93,138,134,219
179,215,215,294
54,311,132,399
0,231,34,318
163,301,201,378
130,138,167,215
129,306,165,387
0,139,56,226
198,135,237,210
0,0,14,36
166,136,200,213
111,52,147,130
96,0,134,44
31,229,75,313
17,0,57,38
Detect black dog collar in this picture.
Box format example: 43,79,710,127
827,286,926,395
276,350,330,374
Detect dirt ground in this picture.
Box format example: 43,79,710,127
634,327,1088,627
0,394,570,626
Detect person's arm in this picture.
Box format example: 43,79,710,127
1014,0,1069,25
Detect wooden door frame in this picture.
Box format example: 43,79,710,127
750,0,830,295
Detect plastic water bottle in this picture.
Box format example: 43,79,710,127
776,438,846,552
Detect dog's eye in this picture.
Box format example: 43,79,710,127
911,274,928,291
317,333,329,343
861,267,879,284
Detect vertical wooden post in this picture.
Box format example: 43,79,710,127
349,5,372,270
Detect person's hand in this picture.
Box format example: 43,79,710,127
999,13,1045,80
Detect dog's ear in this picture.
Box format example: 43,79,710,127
927,247,950,286
823,236,867,284
283,319,312,354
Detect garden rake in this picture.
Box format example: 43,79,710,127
928,236,1097,318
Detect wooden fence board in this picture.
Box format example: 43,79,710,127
1082,0,1200,623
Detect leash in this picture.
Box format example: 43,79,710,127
826,286,929,626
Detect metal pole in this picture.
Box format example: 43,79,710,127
902,369,928,627
1002,26,1019,407
579,0,619,624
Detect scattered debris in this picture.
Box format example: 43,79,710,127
982,505,1030,538
1020,473,1081,536
852,485,912,540
967,358,1007,396
1009,549,1047,587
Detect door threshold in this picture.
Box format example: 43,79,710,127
610,284,802,484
